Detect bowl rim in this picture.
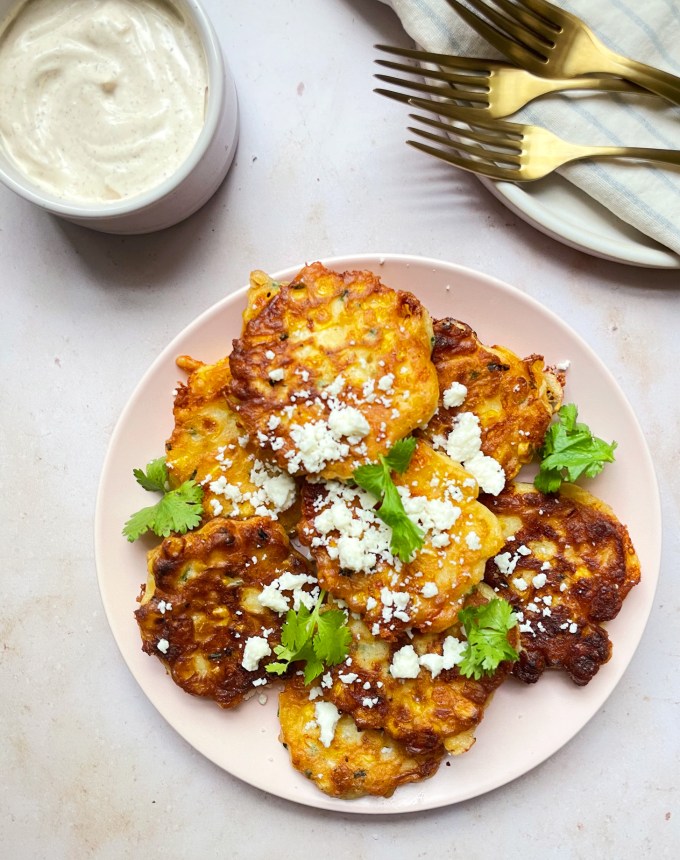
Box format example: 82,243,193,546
0,0,226,219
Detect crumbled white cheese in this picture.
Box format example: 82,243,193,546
208,458,296,518
268,368,284,382
442,635,466,669
314,701,341,747
495,551,518,576
420,582,439,598
377,373,395,392
431,411,506,495
241,636,272,671
249,460,296,512
325,375,345,397
380,587,411,624
465,530,481,550
156,638,169,654
257,584,290,614
327,405,370,440
389,645,421,679
418,652,444,678
442,412,482,462
442,381,467,409
287,421,349,474
464,450,505,495
419,635,466,677
257,571,319,614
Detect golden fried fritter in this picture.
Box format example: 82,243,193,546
135,516,317,708
320,585,518,756
227,263,440,480
241,269,282,326
421,319,563,482
165,354,299,531
278,677,443,798
482,482,641,686
298,440,503,638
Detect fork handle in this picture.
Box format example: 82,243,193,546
577,145,680,168
546,75,645,95
601,53,680,106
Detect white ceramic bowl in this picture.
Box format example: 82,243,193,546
0,0,239,234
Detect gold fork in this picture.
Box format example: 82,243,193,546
447,0,680,105
407,102,680,181
374,44,643,119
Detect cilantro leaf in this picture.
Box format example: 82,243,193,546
314,609,353,665
266,591,351,684
386,513,426,564
121,503,161,543
353,438,424,562
352,462,386,498
282,604,315,654
534,404,616,493
123,458,204,541
132,457,168,492
383,436,418,474
458,599,519,680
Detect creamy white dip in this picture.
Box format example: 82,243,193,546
0,0,208,202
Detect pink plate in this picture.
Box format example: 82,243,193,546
95,253,661,813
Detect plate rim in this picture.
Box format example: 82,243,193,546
95,252,662,814
479,175,680,270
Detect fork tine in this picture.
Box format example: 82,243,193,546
491,0,559,40
408,113,523,155
514,0,562,25
445,0,542,66
406,139,518,181
375,78,490,107
408,98,524,137
374,87,425,107
375,59,490,90
408,125,521,171
375,44,494,75
375,78,488,107
409,112,523,155
462,0,552,57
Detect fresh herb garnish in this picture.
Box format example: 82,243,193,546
266,590,351,684
122,457,204,541
458,598,519,679
534,404,617,494
353,437,424,562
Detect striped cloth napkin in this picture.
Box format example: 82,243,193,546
378,0,680,257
